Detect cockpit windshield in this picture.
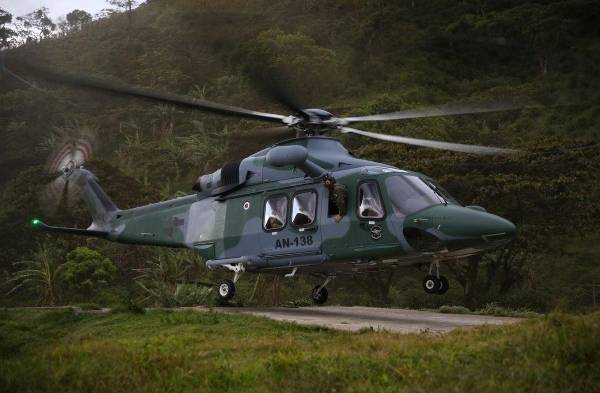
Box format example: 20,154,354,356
384,175,458,217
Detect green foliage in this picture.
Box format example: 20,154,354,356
284,298,313,308
62,10,93,33
439,305,471,314
74,302,102,310
61,247,116,299
14,7,56,43
134,249,201,307
0,309,599,392
7,244,64,306
0,0,599,310
111,296,146,314
476,302,541,318
0,8,15,48
231,28,346,103
175,284,212,307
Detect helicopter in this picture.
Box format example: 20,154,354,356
4,56,521,304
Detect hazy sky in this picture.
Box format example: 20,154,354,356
0,0,110,19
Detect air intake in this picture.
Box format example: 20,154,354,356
221,161,241,186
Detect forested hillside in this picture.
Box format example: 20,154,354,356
1,0,599,310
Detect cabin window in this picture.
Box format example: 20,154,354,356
292,191,317,226
264,195,288,231
357,181,385,219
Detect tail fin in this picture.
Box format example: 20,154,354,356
71,168,118,231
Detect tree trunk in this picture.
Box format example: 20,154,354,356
353,270,395,305
538,54,548,76
464,255,480,309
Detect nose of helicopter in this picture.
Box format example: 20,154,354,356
403,205,516,252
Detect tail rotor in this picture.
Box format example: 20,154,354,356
39,135,96,216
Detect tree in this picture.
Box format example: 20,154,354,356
61,9,92,33
134,249,198,307
445,256,480,309
0,8,15,49
231,29,344,104
107,0,138,28
14,7,56,44
352,270,396,306
445,1,599,76
61,247,116,300
7,244,64,306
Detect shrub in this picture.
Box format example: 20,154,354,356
61,247,116,300
74,303,102,310
438,305,471,314
477,302,542,318
134,249,198,307
7,244,64,306
175,284,212,307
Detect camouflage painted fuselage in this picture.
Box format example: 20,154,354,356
93,137,515,276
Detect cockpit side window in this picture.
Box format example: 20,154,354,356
292,191,317,227
385,175,447,217
357,180,385,219
264,195,288,231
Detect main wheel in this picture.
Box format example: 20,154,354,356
422,275,440,294
218,279,235,301
437,275,449,295
311,285,329,305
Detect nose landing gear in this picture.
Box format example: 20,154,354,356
422,260,449,295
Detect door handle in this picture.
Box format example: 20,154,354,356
298,226,318,233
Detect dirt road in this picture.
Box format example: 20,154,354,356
222,306,523,334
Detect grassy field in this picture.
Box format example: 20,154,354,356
0,309,598,393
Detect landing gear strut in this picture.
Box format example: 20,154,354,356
312,276,334,305
217,263,244,301
422,260,449,295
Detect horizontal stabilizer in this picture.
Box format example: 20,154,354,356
31,219,108,238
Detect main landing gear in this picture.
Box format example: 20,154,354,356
422,260,449,295
217,263,244,301
312,276,334,305
218,279,236,300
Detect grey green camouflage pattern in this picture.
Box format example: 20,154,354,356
36,137,516,279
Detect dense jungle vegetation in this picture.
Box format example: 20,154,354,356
0,0,599,311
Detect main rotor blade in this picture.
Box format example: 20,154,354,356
340,127,519,155
253,126,294,137
341,100,534,123
7,57,287,123
245,68,310,120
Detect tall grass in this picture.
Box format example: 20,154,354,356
0,309,598,392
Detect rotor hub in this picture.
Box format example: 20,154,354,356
285,108,344,137
61,160,77,178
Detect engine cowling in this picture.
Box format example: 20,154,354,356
192,161,241,193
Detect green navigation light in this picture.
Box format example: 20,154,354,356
32,218,41,226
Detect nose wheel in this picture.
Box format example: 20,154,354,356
437,275,449,294
423,260,449,295
422,274,449,295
